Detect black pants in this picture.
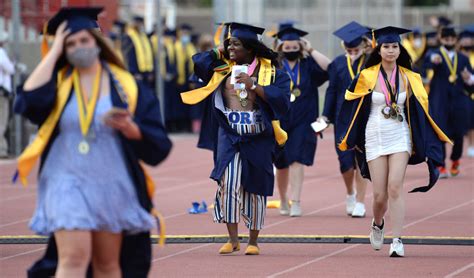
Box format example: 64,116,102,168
27,232,151,278
441,136,464,166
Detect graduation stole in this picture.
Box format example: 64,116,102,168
402,37,426,62
439,47,458,83
175,40,197,85
346,54,365,80
15,63,138,185
180,57,288,146
338,63,452,151
152,36,176,77
126,27,154,72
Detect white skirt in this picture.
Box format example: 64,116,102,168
365,92,412,162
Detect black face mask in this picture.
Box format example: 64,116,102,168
283,51,300,61
443,44,456,51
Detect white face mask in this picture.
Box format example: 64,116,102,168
413,38,423,48
348,50,363,62
181,35,191,44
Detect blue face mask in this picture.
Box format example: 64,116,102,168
181,35,191,44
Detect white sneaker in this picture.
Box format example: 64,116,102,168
279,200,290,216
389,238,405,257
290,201,302,217
346,194,356,215
351,202,366,218
369,218,384,251
467,147,474,158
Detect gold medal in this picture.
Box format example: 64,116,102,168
78,140,90,155
240,98,248,107
239,89,248,99
290,93,296,102
292,88,301,97
397,114,403,122
382,106,391,118
448,75,457,83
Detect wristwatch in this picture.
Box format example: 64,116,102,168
250,79,257,90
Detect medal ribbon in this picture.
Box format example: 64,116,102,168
73,64,102,138
346,54,365,80
439,47,458,81
378,65,399,107
283,59,300,90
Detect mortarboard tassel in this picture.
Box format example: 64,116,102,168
371,29,376,49
152,208,166,246
214,22,224,46
41,23,50,58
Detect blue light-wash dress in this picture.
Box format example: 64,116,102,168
30,93,154,235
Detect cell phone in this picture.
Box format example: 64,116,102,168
103,107,129,122
231,65,248,90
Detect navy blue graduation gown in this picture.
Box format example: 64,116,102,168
422,49,472,138
192,50,290,196
323,54,366,173
122,35,155,88
274,57,328,169
15,66,172,278
336,73,445,193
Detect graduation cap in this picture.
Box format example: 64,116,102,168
425,31,438,39
278,20,297,32
44,7,102,35
179,23,193,31
113,20,126,28
133,15,145,22
223,22,265,41
440,25,457,38
373,26,411,45
459,24,474,39
164,28,177,37
275,26,308,41
437,16,452,27
333,21,370,48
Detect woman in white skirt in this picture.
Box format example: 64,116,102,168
337,26,451,257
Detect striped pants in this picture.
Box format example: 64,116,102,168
213,152,267,230
213,109,267,230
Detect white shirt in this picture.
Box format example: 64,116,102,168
0,47,14,94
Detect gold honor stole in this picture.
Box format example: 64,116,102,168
338,63,452,151
15,63,167,244
402,37,426,62
151,35,176,77
175,41,197,85
126,28,154,72
180,57,288,146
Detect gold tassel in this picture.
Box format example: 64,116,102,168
214,23,224,46
272,120,288,146
371,29,376,49
338,140,348,151
41,23,49,58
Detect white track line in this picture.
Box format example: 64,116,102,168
152,243,213,262
444,262,474,278
266,199,474,277
0,247,45,261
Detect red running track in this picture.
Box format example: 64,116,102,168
0,131,473,277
